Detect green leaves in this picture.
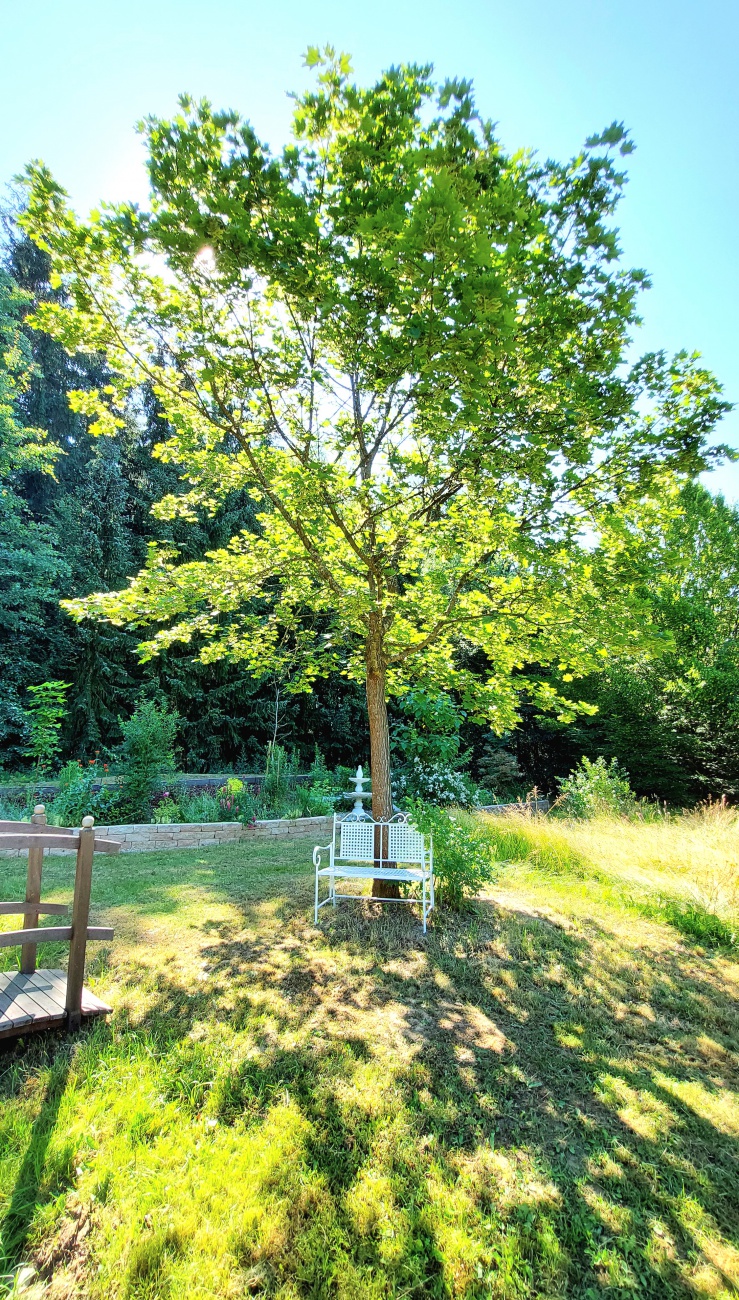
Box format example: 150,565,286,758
23,679,70,773
585,122,635,156
0,270,59,479
67,388,125,438
19,54,731,749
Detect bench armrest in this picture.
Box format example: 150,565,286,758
313,843,333,869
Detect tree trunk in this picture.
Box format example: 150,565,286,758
366,619,399,899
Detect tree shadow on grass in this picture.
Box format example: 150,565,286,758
298,895,739,1297
103,882,737,1293
1,863,738,1296
0,1043,71,1270
113,877,739,1292
490,919,732,1287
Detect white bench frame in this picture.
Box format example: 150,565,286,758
313,813,434,932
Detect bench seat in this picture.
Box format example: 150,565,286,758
316,864,425,881
313,814,434,931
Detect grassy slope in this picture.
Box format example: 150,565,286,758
0,821,737,1299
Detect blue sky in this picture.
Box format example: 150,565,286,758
2,0,737,497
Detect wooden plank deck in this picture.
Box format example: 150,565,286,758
0,968,111,1041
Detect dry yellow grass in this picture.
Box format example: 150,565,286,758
480,804,739,923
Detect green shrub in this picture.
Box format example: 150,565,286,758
178,791,223,823
407,800,497,908
48,761,120,826
117,700,178,822
477,739,525,802
333,765,354,794
393,759,478,807
262,742,298,813
58,758,82,788
308,747,331,786
22,679,70,775
299,785,336,816
555,755,636,820
298,749,338,816
391,690,476,807
0,792,27,821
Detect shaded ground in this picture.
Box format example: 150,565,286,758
0,834,738,1298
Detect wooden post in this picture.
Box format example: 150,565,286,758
21,805,47,975
65,815,95,1031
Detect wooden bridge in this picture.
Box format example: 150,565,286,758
0,807,120,1040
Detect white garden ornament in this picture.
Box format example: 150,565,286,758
313,768,434,931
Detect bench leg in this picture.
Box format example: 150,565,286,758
422,875,427,933
315,867,320,924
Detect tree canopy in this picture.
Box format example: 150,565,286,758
20,49,731,819
538,483,739,803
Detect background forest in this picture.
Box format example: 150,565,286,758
2,210,738,806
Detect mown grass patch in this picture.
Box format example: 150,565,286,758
0,830,738,1297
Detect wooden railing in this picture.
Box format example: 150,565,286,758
0,806,120,1029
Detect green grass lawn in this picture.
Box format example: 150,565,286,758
1,820,738,1298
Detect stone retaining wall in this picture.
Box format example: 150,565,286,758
242,815,334,840
92,816,333,852
93,821,244,852
0,815,335,856
479,798,549,816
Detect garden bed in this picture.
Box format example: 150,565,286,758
0,772,312,800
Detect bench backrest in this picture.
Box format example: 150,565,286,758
336,815,427,865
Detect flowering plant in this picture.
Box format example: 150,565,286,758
152,793,182,823
217,777,254,822
392,758,478,808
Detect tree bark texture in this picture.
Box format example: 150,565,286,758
365,620,400,898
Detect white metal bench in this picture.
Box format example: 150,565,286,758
313,814,434,932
